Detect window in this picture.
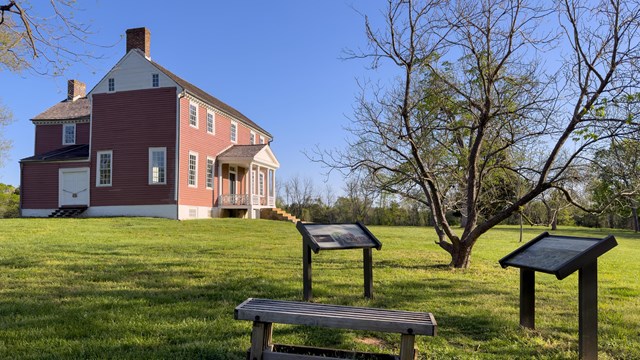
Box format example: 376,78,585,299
62,124,76,145
206,157,214,189
97,150,112,186
108,78,115,92
251,170,256,193
152,73,159,88
207,111,215,134
259,136,265,144
250,131,255,145
230,121,237,143
268,169,275,197
259,172,265,196
189,102,198,127
188,152,198,187
148,147,166,184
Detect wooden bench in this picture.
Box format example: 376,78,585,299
234,298,437,360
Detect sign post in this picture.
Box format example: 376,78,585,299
296,222,382,301
499,232,617,360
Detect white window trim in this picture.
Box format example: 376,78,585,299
250,131,256,145
62,123,76,145
152,73,159,88
107,78,115,92
148,147,167,185
259,136,265,144
96,150,113,187
268,169,275,197
189,102,199,128
251,170,256,194
188,151,198,188
207,110,215,134
231,121,238,143
206,156,215,190
259,172,265,196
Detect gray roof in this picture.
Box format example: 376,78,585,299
21,144,89,162
218,144,268,159
150,59,273,138
32,98,90,121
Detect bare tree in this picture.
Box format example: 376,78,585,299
282,175,316,220
1,0,99,74
343,174,377,222
314,0,640,268
1,1,103,169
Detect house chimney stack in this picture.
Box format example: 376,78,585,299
126,27,150,59
67,79,86,101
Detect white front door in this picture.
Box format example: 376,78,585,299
59,168,89,206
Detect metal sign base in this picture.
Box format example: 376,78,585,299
519,262,598,359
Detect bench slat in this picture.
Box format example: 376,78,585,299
235,298,436,336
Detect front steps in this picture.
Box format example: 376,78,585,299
48,206,88,218
261,207,300,223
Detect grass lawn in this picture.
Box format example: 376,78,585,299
0,218,638,359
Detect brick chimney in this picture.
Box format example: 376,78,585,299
67,79,86,101
126,27,150,59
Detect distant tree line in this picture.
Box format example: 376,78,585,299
278,160,639,231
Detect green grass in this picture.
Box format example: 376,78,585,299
0,218,638,359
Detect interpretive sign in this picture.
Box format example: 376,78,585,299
298,223,382,252
499,232,617,360
499,232,617,279
296,222,382,301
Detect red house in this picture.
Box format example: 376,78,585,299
20,27,280,220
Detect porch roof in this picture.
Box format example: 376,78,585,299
20,144,89,163
217,144,280,168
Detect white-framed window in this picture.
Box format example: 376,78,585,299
230,121,237,143
96,150,113,187
152,73,159,88
108,78,115,92
189,102,198,128
207,111,215,134
188,152,198,187
259,136,265,144
62,123,76,145
251,170,256,193
206,157,215,189
268,169,275,197
250,131,256,145
148,147,166,185
259,172,265,196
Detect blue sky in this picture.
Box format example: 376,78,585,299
1,1,394,195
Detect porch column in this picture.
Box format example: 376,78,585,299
249,162,254,218
257,164,262,206
271,168,276,208
217,162,223,208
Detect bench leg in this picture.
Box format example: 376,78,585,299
249,321,273,360
399,334,416,360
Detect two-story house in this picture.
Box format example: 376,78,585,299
20,27,280,220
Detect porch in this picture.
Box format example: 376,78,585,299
216,144,279,219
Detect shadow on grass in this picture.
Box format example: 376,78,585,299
0,261,300,359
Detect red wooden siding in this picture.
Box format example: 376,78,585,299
21,161,88,209
34,123,90,155
91,87,177,206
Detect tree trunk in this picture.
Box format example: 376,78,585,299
449,241,473,268
632,207,639,233
551,210,558,231
519,211,523,242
